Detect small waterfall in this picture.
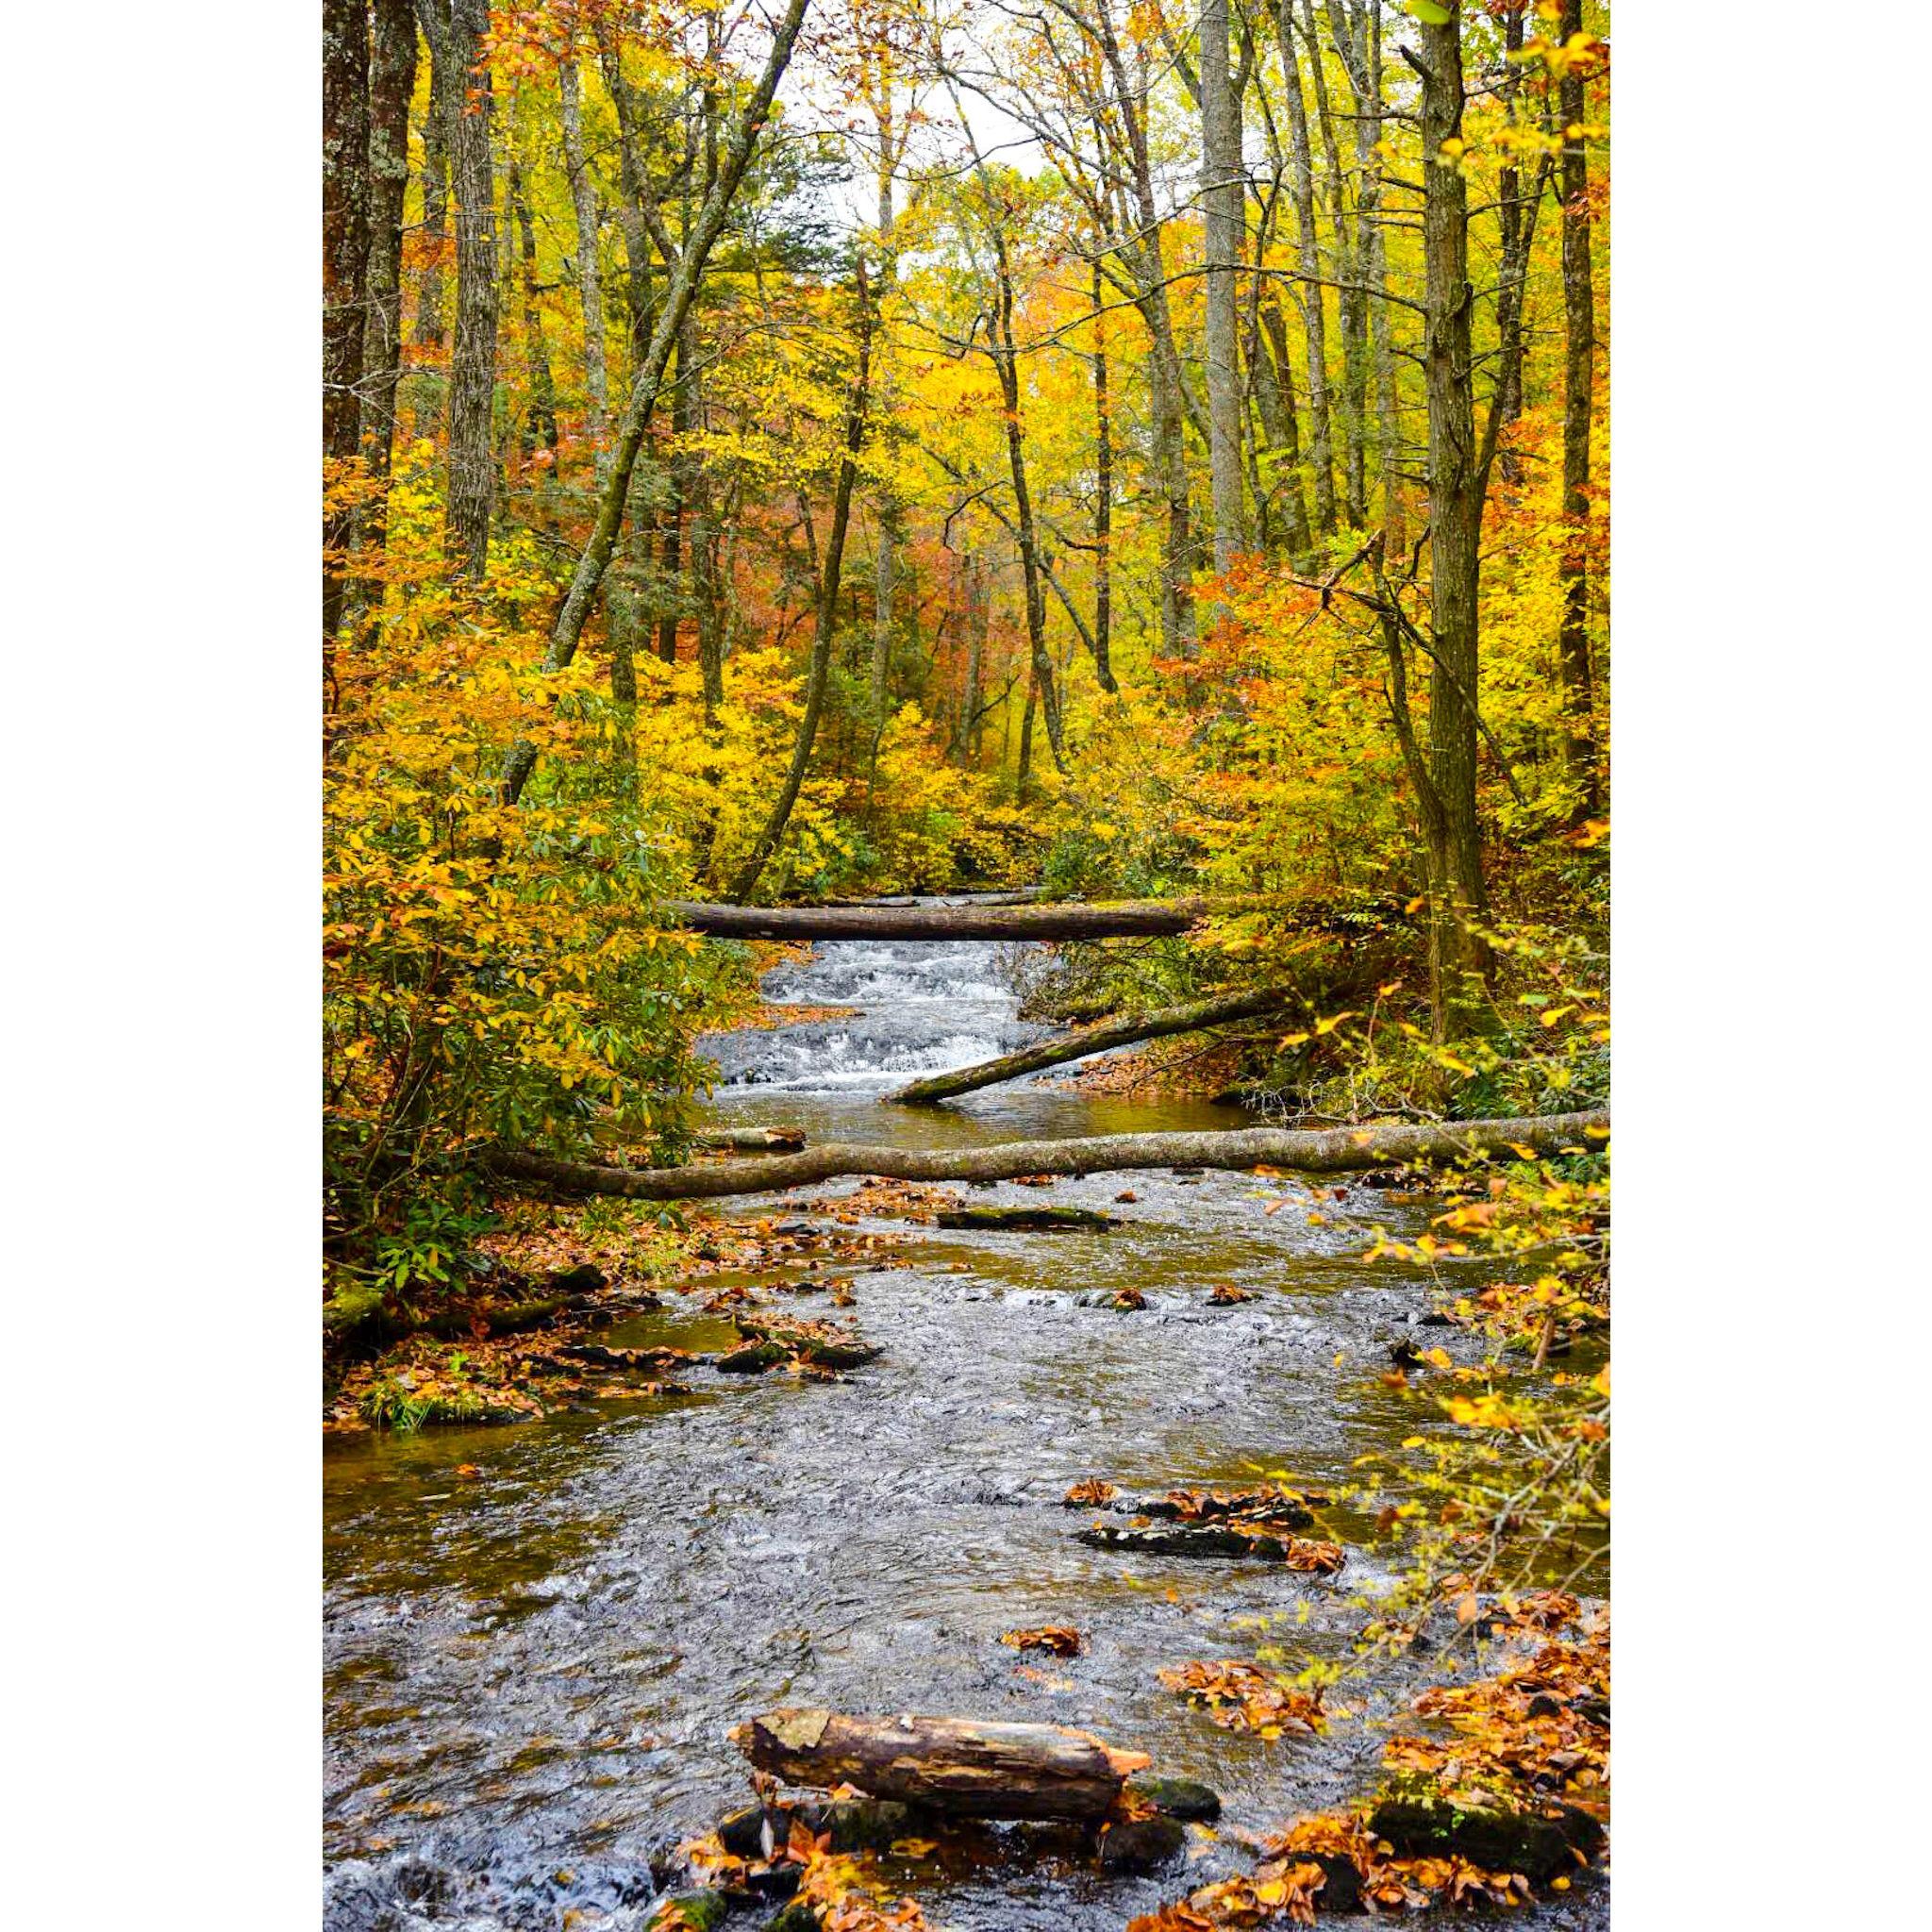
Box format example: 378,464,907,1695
702,914,1046,1092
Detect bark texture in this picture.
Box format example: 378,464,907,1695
487,1109,1609,1202
730,1709,1149,1823
359,0,418,548
887,984,1298,1106
1201,0,1248,574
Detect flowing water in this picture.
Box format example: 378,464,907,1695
325,911,1607,1931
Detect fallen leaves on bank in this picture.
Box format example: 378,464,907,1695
1131,1600,1607,1927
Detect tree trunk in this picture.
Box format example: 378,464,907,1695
1095,9,1195,656
1274,2,1336,538
731,1710,1148,1824
657,894,1324,941
487,1108,1609,1202
1298,0,1359,521
1418,2,1490,1018
323,0,370,639
979,227,1066,775
1557,0,1599,808
357,0,418,579
1201,0,1248,581
443,0,499,577
1090,256,1118,691
409,13,450,403
888,984,1299,1106
508,155,559,466
727,271,874,901
557,55,609,485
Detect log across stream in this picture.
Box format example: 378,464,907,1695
325,912,1607,1932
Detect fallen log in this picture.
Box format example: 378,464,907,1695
887,984,1298,1106
694,1126,808,1153
661,895,1270,941
486,1109,1607,1202
730,1708,1149,1822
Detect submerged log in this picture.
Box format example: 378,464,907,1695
936,1204,1118,1231
888,985,1298,1107
730,1709,1149,1822
695,1126,808,1152
662,896,1273,941
487,1109,1607,1202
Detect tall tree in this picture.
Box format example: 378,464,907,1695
323,0,370,638
731,273,876,900
556,53,610,485
1414,0,1488,1010
1201,0,1249,576
441,0,500,576
1557,0,1599,806
359,0,419,565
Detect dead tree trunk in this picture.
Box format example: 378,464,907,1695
655,894,1267,941
887,984,1298,1106
486,1108,1609,1202
731,1709,1149,1823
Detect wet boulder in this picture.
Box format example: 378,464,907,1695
715,1341,791,1374
1098,1812,1188,1873
1126,1774,1223,1823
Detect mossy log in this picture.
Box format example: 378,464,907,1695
487,1110,1607,1202
729,1709,1149,1822
887,985,1298,1107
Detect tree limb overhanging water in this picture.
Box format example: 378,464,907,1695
489,1108,1608,1200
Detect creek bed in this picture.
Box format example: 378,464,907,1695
325,927,1607,1930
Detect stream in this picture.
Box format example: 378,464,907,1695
325,914,1607,1931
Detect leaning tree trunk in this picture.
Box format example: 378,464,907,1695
887,983,1299,1106
1418,2,1490,1018
443,0,499,578
732,1710,1149,1824
1557,0,1599,811
497,0,812,808
323,0,370,641
487,1109,1609,1202
356,0,418,588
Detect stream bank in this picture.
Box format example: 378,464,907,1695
325,921,1606,1931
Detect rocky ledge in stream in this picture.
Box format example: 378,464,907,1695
1064,1479,1347,1570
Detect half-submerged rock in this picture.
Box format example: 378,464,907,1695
730,1709,1149,1823
936,1204,1118,1232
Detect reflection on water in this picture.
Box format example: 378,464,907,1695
325,919,1605,1930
